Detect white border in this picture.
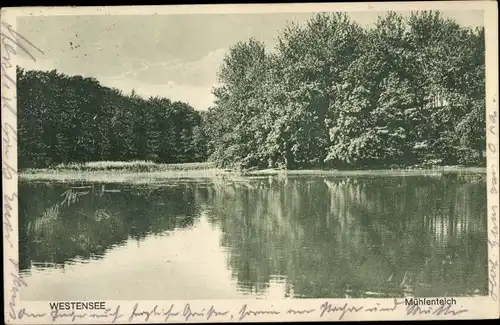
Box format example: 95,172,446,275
2,1,499,323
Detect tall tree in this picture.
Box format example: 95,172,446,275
210,38,270,169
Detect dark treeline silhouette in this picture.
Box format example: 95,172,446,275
17,67,209,168
206,11,486,169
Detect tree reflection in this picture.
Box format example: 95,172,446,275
200,173,488,298
19,182,201,271
19,173,488,299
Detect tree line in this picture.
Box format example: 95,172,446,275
206,11,486,170
18,11,485,170
17,67,208,168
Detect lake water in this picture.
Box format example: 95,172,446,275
19,172,489,300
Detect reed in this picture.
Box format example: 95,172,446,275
52,161,215,172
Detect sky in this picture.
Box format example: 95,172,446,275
16,10,484,111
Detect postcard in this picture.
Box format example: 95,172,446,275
2,1,499,323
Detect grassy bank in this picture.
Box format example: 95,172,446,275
19,160,486,184
244,166,486,177
53,161,216,172
20,161,232,183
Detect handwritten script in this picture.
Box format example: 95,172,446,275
487,108,499,302
1,21,44,322
0,10,495,325
9,298,473,323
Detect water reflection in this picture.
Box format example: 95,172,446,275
19,172,488,300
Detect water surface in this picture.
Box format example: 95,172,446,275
19,172,488,300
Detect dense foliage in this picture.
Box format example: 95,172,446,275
17,67,209,168
207,11,486,169
18,11,485,171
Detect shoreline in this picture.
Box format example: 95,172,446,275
19,162,486,184
244,166,486,176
